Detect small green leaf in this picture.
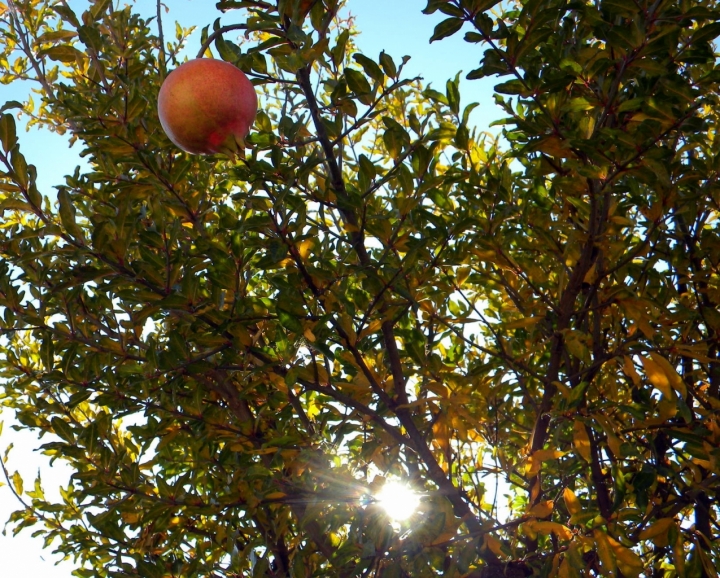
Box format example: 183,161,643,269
446,75,461,114
57,189,85,242
379,51,397,78
332,30,350,67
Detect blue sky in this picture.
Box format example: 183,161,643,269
0,2,503,576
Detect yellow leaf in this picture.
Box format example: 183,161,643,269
550,553,561,578
430,531,459,546
573,421,591,462
648,352,687,398
640,355,673,398
594,414,622,457
639,518,675,547
526,449,565,476
432,414,450,456
338,313,357,345
357,319,383,341
121,511,140,524
559,545,584,578
456,266,471,287
563,487,582,516
558,558,573,578
607,534,644,578
528,500,554,518
297,239,313,260
594,529,617,577
622,355,640,385
484,534,505,558
673,534,686,576
504,316,542,329
696,544,718,578
536,449,566,461
11,471,23,495
264,492,287,501
268,372,288,393
658,397,678,420
526,520,573,541
674,344,714,364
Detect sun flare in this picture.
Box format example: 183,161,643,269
375,481,421,521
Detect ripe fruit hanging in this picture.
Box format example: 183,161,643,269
157,58,258,155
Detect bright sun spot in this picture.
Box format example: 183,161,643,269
375,481,421,521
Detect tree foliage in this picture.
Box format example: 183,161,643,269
1,0,720,576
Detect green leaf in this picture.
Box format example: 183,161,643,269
57,189,81,239
423,88,448,105
344,67,372,95
446,75,461,115
332,30,350,67
40,45,85,63
690,22,720,45
494,79,529,95
0,101,22,113
379,51,397,78
353,54,384,84
51,417,75,443
10,149,28,188
0,113,17,153
278,308,304,334
216,36,242,62
430,18,464,43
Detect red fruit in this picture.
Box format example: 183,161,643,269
157,58,258,155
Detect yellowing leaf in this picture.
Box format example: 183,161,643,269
594,414,622,457
573,421,591,462
504,316,542,329
357,319,383,341
525,520,573,541
622,355,641,385
121,511,140,524
640,355,673,398
527,500,554,518
526,449,566,476
563,487,582,516
264,492,287,501
484,534,506,558
11,471,23,495
297,239,313,260
639,518,675,547
648,352,687,398
657,397,678,420
558,557,576,578
607,534,644,578
550,553,561,578
673,534,686,576
594,529,617,577
455,266,471,287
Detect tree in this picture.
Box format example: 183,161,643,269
0,0,719,575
